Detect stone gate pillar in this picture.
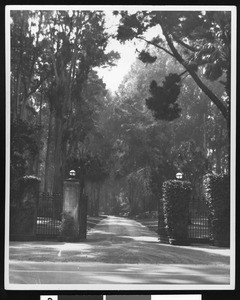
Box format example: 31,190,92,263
63,178,80,239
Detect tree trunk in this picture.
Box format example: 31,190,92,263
88,186,94,217
44,109,54,194
215,148,222,174
13,15,24,121
15,73,22,120
52,114,63,196
142,195,146,212
32,93,44,177
203,113,207,157
129,181,138,215
94,184,100,217
215,118,224,174
20,95,28,120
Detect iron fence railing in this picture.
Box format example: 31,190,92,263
36,193,61,237
188,196,210,243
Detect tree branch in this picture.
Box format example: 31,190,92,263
138,36,175,58
26,72,52,99
172,35,200,52
161,28,228,120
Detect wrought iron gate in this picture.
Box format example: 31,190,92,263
36,193,62,238
188,196,210,243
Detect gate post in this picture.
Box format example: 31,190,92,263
63,176,80,240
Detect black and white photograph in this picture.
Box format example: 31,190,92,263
5,5,236,290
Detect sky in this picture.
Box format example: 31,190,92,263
9,9,160,93
96,40,137,92
95,11,138,92
95,12,162,92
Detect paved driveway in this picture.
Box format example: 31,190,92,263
7,216,231,287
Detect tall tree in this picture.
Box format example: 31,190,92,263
11,10,52,121
104,41,228,214
10,10,120,204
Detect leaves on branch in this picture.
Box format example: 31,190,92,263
116,13,147,42
204,62,223,81
138,50,157,64
146,73,182,121
151,36,164,45
117,25,136,41
185,61,199,72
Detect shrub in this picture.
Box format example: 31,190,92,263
203,173,230,246
11,175,40,206
162,180,192,245
60,211,78,242
10,204,37,237
18,175,40,196
10,119,40,205
10,175,40,240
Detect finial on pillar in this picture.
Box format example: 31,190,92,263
69,170,76,179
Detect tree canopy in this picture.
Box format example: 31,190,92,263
9,9,231,218
115,10,230,123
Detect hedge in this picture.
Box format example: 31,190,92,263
162,180,192,245
10,176,40,240
203,173,230,247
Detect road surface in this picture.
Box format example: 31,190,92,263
8,216,231,287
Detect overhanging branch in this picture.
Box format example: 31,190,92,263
161,28,228,120
138,36,175,58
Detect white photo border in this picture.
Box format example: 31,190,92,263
5,4,237,291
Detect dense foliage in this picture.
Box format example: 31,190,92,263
162,180,192,244
9,9,231,225
203,173,230,246
10,120,40,203
10,176,40,239
116,10,230,123
146,74,182,121
10,10,119,197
